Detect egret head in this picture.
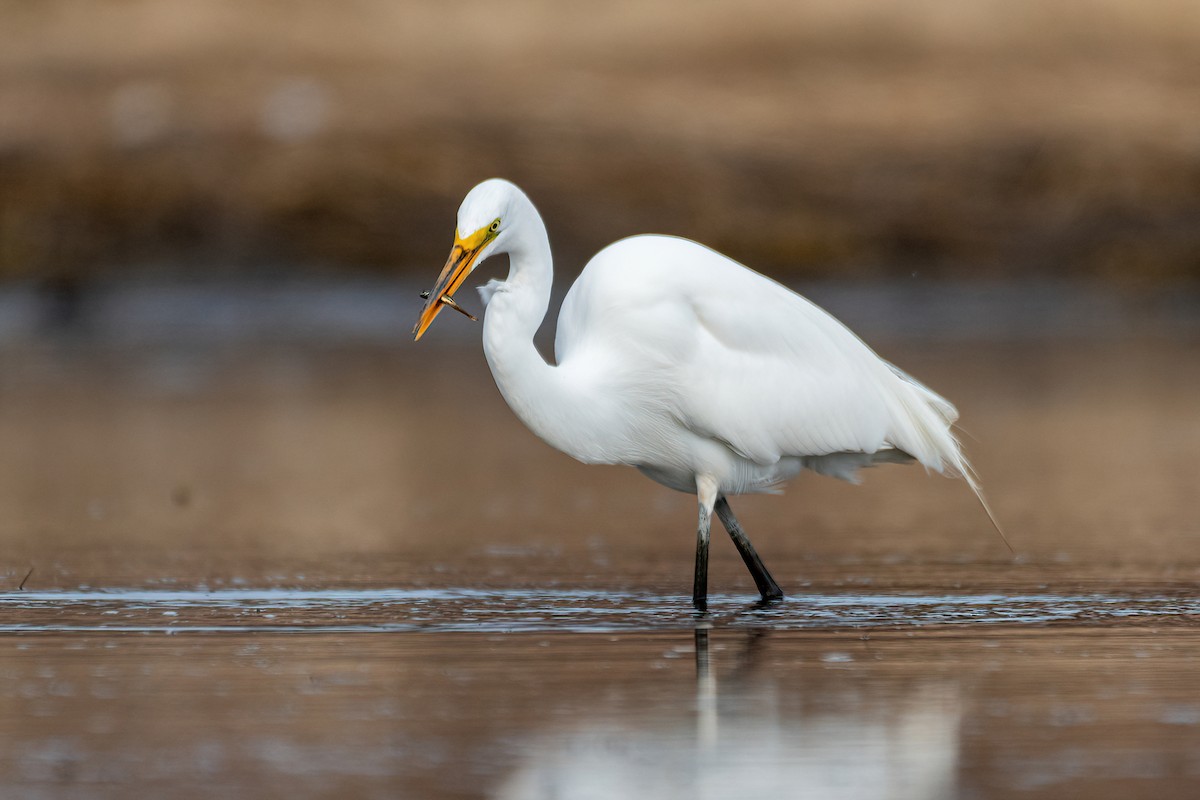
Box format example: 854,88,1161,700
413,179,524,340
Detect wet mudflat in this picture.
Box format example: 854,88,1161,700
1,302,1199,798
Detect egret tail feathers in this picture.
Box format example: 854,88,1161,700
888,364,958,423
960,462,1013,554
887,371,1012,553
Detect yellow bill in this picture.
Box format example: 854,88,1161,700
412,224,493,341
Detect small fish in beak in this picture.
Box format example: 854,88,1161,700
438,294,478,321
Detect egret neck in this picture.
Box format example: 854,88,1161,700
479,200,607,465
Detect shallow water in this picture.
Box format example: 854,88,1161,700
3,625,1200,799
1,313,1199,797
3,587,1200,634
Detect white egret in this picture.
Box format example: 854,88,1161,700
414,179,1004,609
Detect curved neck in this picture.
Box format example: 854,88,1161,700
489,207,554,343
481,207,609,464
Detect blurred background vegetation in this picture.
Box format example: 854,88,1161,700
2,0,1198,288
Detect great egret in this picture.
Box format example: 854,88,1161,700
414,179,1003,610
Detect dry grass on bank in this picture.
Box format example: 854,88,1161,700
1,0,1198,281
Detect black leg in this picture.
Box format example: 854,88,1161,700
715,496,784,602
692,501,711,611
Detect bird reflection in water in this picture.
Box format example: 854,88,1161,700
495,625,960,800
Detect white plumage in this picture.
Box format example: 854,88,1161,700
414,178,1002,608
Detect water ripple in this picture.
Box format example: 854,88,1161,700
0,588,1196,633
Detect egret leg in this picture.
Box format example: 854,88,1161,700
715,497,784,602
693,476,719,611
693,503,712,611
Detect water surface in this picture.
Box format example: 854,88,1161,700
1,306,1198,798
2,587,1199,634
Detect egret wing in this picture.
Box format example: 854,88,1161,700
556,235,959,471
670,268,905,464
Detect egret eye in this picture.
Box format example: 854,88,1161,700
489,219,501,233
